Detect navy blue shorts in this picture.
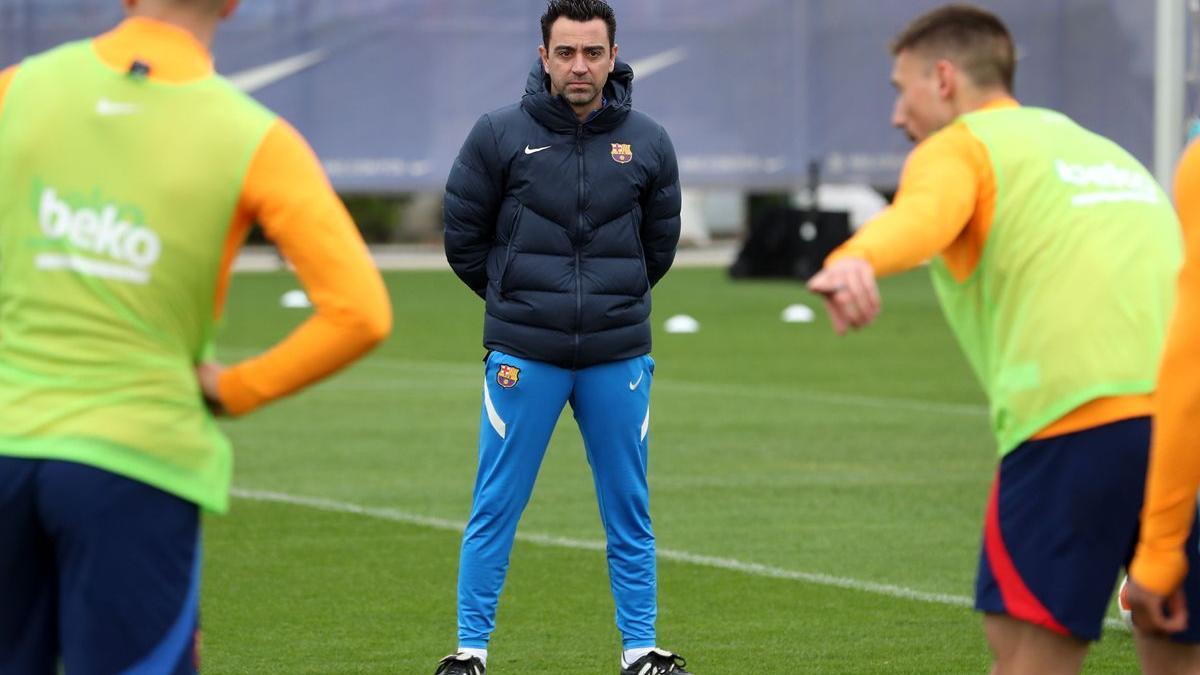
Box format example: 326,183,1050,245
0,458,201,674
975,417,1200,642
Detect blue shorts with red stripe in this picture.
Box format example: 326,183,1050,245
0,458,201,674
975,416,1200,642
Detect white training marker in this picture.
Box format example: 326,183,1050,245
664,314,700,334
781,303,815,324
280,289,312,308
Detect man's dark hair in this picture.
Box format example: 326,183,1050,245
891,3,1015,92
540,0,617,48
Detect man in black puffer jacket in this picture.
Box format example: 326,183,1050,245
437,2,687,674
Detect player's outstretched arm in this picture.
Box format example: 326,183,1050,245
213,120,393,416
808,126,984,336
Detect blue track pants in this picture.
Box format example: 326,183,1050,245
457,350,657,649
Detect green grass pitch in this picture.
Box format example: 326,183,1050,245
201,266,1137,673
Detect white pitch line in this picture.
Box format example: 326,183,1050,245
230,487,1127,632
658,380,988,418
217,349,990,418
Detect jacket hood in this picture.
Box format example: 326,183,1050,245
521,58,633,133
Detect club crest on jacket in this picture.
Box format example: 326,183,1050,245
611,143,633,164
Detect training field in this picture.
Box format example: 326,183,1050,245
202,266,1135,673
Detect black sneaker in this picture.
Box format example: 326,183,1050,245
620,648,691,674
434,652,486,675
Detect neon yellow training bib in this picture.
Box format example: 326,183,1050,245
932,107,1182,456
0,41,276,512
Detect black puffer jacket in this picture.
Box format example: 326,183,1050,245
444,59,681,369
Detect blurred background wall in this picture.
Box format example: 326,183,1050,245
0,0,1180,243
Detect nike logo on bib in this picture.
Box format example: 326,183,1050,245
95,98,140,116
524,145,551,155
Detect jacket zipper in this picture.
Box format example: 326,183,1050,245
573,123,585,369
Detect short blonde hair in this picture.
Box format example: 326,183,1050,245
164,0,227,14
891,3,1015,92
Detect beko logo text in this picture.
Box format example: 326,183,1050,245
39,188,161,268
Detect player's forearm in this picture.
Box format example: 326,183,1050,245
829,151,976,277
1131,272,1200,593
827,198,963,277
218,305,390,415
1131,438,1200,595
218,215,392,416
1132,495,1199,595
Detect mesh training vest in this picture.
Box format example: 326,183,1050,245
931,107,1182,456
0,41,276,512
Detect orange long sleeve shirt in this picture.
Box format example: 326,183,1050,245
826,97,1151,439
0,18,392,416
1130,141,1200,594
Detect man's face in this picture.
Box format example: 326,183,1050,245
538,17,617,113
890,49,956,143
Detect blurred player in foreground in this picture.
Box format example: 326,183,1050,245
809,3,1200,673
0,0,391,671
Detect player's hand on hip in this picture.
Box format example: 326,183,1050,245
196,361,228,416
1127,576,1189,635
807,257,881,335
